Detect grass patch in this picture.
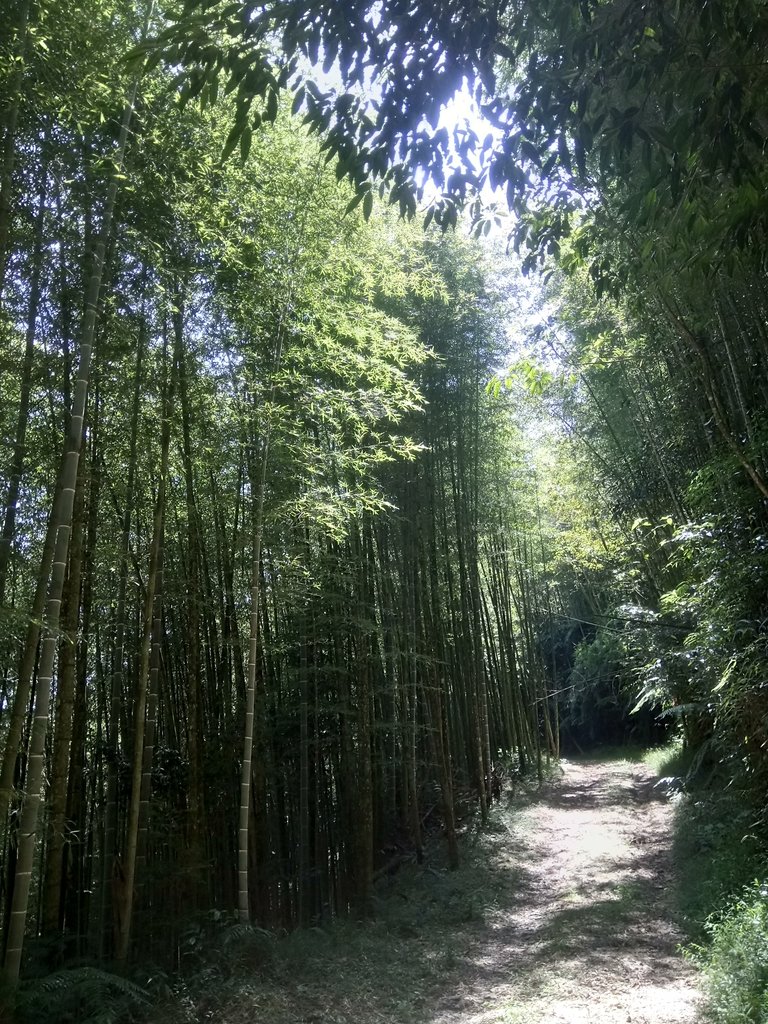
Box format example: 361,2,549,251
565,740,685,769
567,743,645,764
642,737,693,778
566,736,697,776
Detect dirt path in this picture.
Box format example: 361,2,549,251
165,757,702,1024
431,758,701,1024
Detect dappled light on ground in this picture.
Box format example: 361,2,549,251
428,759,700,1024
157,757,700,1024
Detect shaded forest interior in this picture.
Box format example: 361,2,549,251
1,1,768,1020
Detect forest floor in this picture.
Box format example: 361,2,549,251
167,755,702,1024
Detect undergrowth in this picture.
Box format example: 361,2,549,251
0,782,523,1024
0,966,150,1024
656,740,768,1024
11,752,766,1023
689,882,768,1024
144,804,524,1024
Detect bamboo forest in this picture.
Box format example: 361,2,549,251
1,2,767,1022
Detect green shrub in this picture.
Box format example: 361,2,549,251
696,881,768,1024
673,786,763,937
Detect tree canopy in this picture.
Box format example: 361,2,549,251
156,0,768,250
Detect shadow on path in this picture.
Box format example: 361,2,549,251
424,758,700,1024
157,757,701,1024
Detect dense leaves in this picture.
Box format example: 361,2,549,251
0,0,556,997
153,0,768,253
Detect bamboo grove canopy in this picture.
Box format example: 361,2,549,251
153,0,768,286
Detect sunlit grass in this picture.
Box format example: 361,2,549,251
572,735,692,776
642,736,690,777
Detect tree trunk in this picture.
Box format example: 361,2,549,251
0,0,31,308
238,441,268,922
0,156,47,603
41,450,87,934
100,319,144,958
114,331,173,965
175,292,206,903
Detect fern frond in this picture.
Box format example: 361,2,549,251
37,965,148,999
18,966,148,1024
221,922,274,946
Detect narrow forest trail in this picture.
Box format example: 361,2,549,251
169,757,702,1024
429,758,701,1024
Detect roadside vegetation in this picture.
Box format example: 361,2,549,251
623,738,768,1024
672,768,768,1024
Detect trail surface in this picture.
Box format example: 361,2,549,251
166,757,702,1024
430,758,701,1024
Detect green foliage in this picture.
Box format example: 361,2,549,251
567,629,623,737
156,0,768,264
694,882,768,1024
642,737,692,779
15,967,148,1024
558,504,768,769
657,514,768,779
148,796,529,1024
563,611,675,747
503,357,554,398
